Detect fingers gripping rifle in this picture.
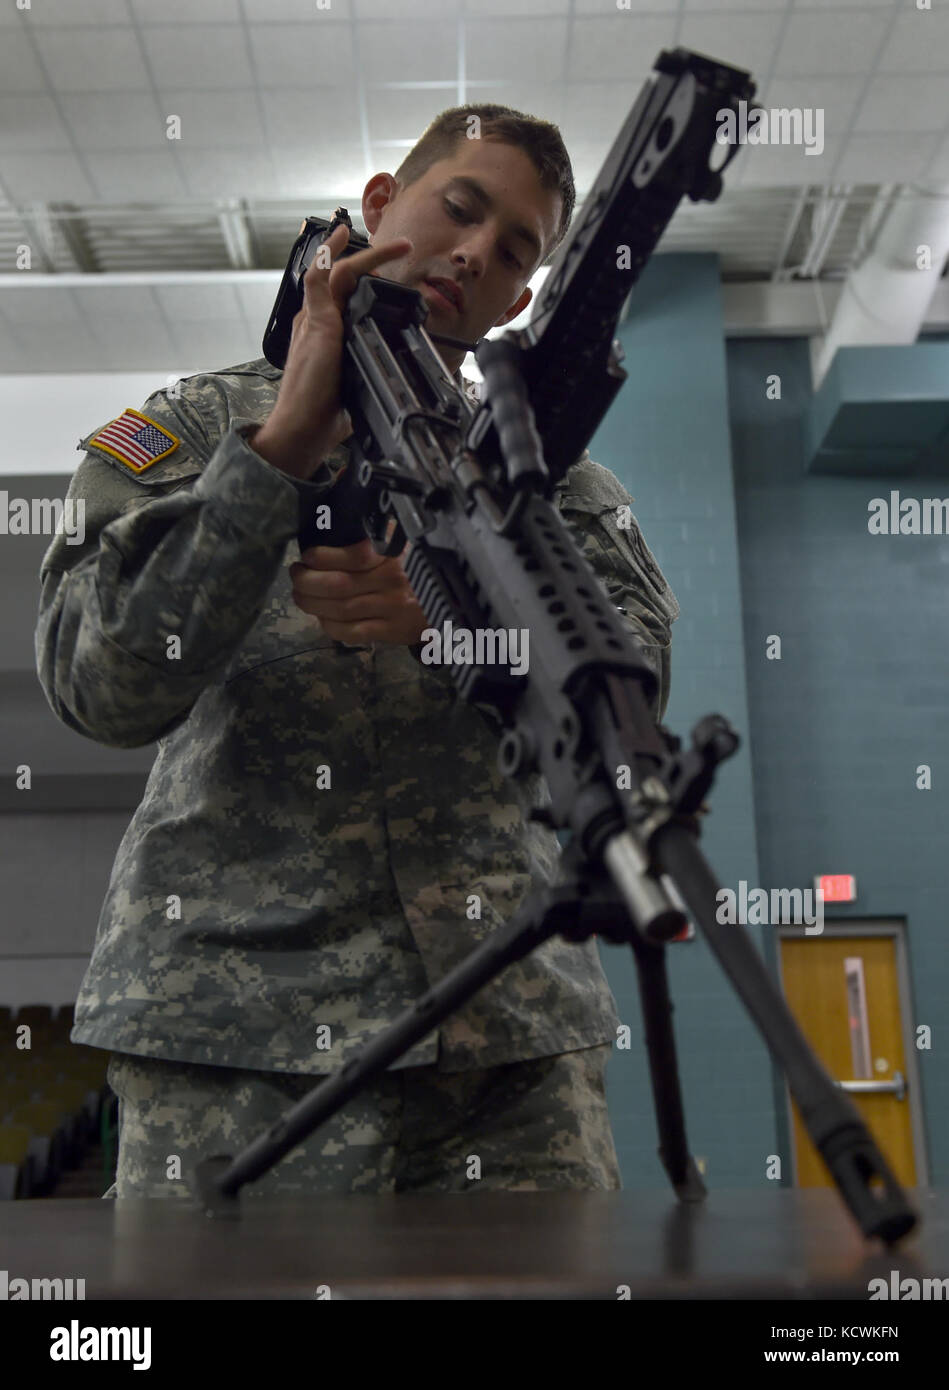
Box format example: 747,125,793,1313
199,48,917,1245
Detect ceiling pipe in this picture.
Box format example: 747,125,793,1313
798,184,853,281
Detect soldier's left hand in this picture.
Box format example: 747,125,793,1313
289,538,429,646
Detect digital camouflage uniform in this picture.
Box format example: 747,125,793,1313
34,356,679,1199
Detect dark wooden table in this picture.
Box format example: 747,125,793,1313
1,1188,945,1299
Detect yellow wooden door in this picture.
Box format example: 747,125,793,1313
779,935,916,1187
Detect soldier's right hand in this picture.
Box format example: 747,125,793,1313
252,223,414,480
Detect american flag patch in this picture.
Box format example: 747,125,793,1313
87,409,180,473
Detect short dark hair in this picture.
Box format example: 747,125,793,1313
393,105,575,265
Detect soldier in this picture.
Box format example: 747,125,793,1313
34,105,678,1201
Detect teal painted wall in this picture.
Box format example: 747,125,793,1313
588,255,773,1188
727,334,947,1187
587,254,946,1191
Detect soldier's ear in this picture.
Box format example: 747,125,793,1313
363,174,399,239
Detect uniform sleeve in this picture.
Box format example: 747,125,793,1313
554,450,680,724
34,382,340,750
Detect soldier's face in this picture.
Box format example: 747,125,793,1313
361,138,561,373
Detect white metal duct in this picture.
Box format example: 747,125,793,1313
811,185,949,390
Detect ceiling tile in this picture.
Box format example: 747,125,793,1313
0,30,47,91
774,9,893,77
154,91,266,148
0,338,34,373
141,25,255,90
273,149,366,200
4,323,102,372
0,0,942,330
21,0,132,21
466,18,569,83
72,284,156,318
73,288,176,357
678,10,786,76
1,286,82,324
878,10,949,73
569,16,676,85
854,74,949,133
93,338,176,373
472,0,570,12
246,23,356,86
732,137,842,188
0,95,72,152
129,0,242,21
359,0,461,13
169,322,256,364
0,154,95,202
358,19,457,83
793,0,893,7
923,131,949,180
238,280,283,329
175,150,280,199
82,151,188,202
460,84,565,126
33,26,151,93
59,93,165,150
260,88,362,151
367,143,416,175
154,283,244,323
832,131,941,184
683,0,790,9
561,81,642,150
242,0,353,19
573,0,676,10
365,88,457,142
759,75,865,138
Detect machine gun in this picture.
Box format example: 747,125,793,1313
198,48,918,1245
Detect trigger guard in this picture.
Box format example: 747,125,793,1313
379,517,407,556
366,512,406,557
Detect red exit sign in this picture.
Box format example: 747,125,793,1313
814,874,856,903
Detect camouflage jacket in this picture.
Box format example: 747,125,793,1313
34,357,679,1075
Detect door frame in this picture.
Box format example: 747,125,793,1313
774,917,929,1190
